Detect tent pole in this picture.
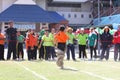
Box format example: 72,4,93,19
97,0,101,55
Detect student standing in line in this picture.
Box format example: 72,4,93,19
49,28,56,60
88,27,97,61
39,30,54,60
27,30,35,60
38,29,45,60
33,32,38,60
0,29,5,60
76,28,88,60
17,31,25,61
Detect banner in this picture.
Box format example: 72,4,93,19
14,23,35,31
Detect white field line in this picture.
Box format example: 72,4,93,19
80,70,114,80
67,66,114,80
15,62,48,80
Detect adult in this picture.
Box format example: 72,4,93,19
66,27,76,61
113,25,120,61
6,21,17,60
100,26,113,61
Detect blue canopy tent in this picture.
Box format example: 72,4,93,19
93,14,120,29
0,4,66,23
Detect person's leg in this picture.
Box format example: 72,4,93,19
93,47,97,59
44,46,49,60
71,44,76,60
0,45,2,60
78,45,82,58
90,46,93,60
114,44,118,61
66,44,70,60
33,46,37,60
100,46,106,60
27,46,31,60
105,46,110,60
20,43,24,59
17,43,20,59
82,45,86,59
118,44,120,61
12,42,17,60
56,54,64,69
7,43,12,60
51,47,55,60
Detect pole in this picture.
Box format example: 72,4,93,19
97,0,101,55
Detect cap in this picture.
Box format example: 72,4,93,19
67,27,73,32
80,28,84,31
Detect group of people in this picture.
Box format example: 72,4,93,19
1,21,120,69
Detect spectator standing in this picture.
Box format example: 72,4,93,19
113,25,120,61
66,27,76,61
100,26,113,61
6,21,17,60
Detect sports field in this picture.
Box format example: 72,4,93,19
0,59,120,80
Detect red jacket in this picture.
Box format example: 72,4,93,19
113,30,120,44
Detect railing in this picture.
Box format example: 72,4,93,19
93,6,120,18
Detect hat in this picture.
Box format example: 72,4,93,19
103,26,110,31
67,27,73,32
80,28,84,31
90,27,94,30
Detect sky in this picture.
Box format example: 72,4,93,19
14,0,36,5
53,0,88,3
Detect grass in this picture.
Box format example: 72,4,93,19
0,59,120,80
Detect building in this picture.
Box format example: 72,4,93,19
0,0,93,33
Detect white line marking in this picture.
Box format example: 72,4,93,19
67,66,114,80
15,62,48,80
81,70,114,80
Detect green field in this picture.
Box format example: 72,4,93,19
0,60,120,80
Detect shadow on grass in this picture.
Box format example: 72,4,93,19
61,67,79,71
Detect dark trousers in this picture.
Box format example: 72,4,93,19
27,46,34,60
66,44,75,60
7,42,17,60
0,44,4,60
49,47,55,59
17,43,24,59
90,46,97,59
100,45,110,60
44,46,51,60
79,45,87,59
114,44,120,61
39,45,44,59
33,46,37,60
57,43,66,51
